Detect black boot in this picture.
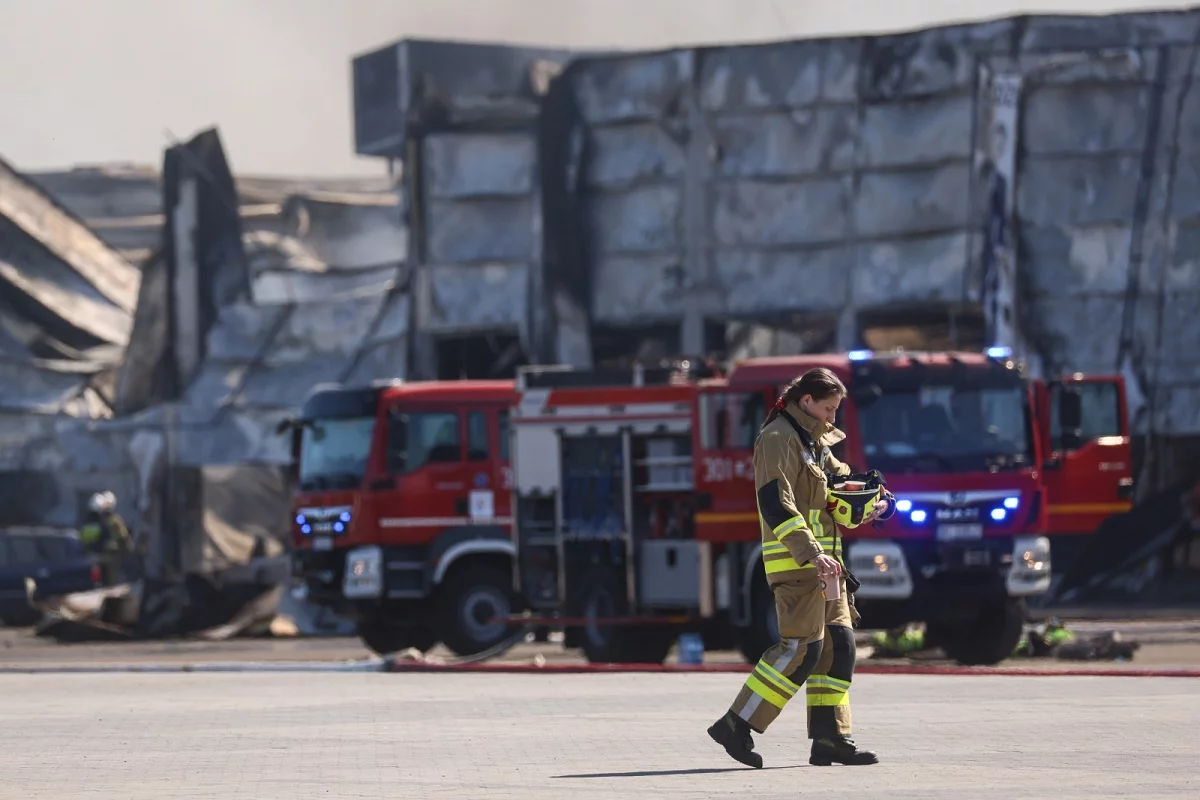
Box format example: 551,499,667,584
707,711,764,769
809,735,878,766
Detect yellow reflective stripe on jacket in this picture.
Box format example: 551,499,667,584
762,540,815,573
811,510,844,561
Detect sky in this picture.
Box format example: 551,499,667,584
0,0,1192,177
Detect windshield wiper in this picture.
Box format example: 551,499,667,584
324,472,364,490
298,470,365,492
904,452,957,473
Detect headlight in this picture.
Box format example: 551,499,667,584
1006,536,1052,596
846,541,913,600
342,546,383,599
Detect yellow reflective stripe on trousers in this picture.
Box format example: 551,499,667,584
806,675,851,706
745,674,790,709
754,660,800,698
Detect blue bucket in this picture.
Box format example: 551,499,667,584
678,633,705,665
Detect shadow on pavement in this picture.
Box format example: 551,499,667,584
554,765,804,778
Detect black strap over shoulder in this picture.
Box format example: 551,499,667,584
779,409,818,452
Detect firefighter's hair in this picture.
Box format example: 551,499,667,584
760,367,847,431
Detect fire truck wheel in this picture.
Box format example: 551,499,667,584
936,598,1025,666
438,562,517,657
578,569,674,665
357,620,438,656
736,572,778,665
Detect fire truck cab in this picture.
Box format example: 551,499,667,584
509,350,1131,666
286,379,519,657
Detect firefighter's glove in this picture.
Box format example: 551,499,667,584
876,489,897,521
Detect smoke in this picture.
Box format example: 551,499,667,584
0,0,1191,176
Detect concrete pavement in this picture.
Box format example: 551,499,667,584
0,671,1195,799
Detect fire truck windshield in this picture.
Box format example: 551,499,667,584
297,417,376,491
856,383,1031,474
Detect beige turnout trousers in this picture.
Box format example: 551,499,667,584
729,574,857,737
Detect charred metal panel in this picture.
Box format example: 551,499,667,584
571,51,693,125
715,248,853,315
352,40,571,156
586,125,686,187
713,109,857,177
712,179,852,247
1017,12,1200,51
858,95,974,168
698,42,826,110
587,186,681,255
1020,225,1134,296
853,233,970,307
591,255,687,324
855,165,972,237
425,197,533,263
425,133,536,198
421,263,528,333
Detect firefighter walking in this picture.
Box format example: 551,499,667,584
708,368,894,768
79,491,137,585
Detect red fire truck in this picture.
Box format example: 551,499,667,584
286,379,520,657
510,349,1133,665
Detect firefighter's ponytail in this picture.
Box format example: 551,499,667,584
759,367,847,432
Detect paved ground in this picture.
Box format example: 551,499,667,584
1,671,1196,799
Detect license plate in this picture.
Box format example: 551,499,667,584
313,536,333,552
937,523,983,542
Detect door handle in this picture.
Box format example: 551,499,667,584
454,499,468,516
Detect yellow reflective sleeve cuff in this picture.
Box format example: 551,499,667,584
773,516,806,540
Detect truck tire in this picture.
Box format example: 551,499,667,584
737,571,778,665
938,598,1025,666
578,568,674,665
438,562,517,657
358,619,438,656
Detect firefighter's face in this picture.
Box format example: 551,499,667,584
801,394,841,425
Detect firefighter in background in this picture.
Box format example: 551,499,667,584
79,491,135,585
708,368,895,768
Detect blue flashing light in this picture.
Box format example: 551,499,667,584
301,524,312,535
895,499,913,513
295,514,306,525
334,522,345,533
986,346,1013,359
990,508,1007,522
1003,497,1020,510
848,349,874,361
339,511,352,523
910,509,928,524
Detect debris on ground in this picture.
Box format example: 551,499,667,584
27,562,318,644
867,618,1143,663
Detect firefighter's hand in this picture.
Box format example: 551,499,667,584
812,554,842,580
863,498,891,524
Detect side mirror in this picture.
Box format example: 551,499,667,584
386,411,408,474
1058,387,1084,450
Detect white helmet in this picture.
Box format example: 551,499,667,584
88,491,116,513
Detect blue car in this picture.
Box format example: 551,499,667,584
0,528,104,627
